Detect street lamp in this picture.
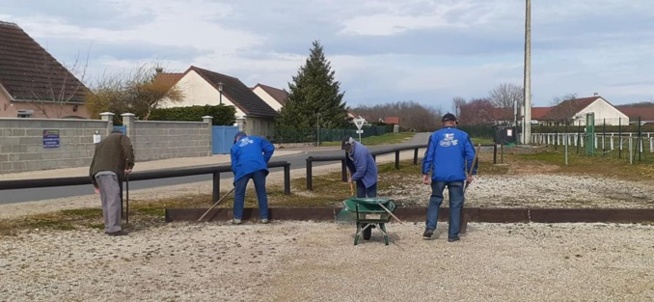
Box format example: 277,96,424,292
218,82,224,105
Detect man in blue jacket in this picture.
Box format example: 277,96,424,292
342,136,378,198
421,113,476,242
231,131,275,224
342,136,378,240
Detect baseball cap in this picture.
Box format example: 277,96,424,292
442,113,457,123
234,131,247,142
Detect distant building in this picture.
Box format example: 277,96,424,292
251,83,288,112
0,21,90,119
159,66,279,137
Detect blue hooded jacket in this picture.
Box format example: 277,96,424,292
421,127,476,182
345,141,378,188
231,135,275,182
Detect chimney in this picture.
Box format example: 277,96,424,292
593,92,598,96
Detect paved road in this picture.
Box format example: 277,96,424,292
1,133,431,204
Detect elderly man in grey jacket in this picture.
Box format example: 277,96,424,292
89,130,135,236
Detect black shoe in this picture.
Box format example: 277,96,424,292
107,230,128,236
423,229,434,240
448,236,460,242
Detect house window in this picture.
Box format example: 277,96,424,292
17,109,33,118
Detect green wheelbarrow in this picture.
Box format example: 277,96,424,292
343,197,397,245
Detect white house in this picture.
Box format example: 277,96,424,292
160,66,279,137
541,95,629,126
251,83,288,112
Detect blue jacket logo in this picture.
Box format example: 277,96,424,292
238,138,253,147
439,133,458,147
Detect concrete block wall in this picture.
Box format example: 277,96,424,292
130,119,212,161
0,113,213,174
0,118,109,174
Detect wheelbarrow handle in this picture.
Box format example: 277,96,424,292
377,202,404,224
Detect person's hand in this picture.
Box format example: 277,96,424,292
422,174,431,185
93,185,100,194
124,169,132,175
466,175,474,184
347,177,352,184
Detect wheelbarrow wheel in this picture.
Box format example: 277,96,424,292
363,224,372,240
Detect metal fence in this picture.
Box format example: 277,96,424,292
272,126,388,144
531,117,654,164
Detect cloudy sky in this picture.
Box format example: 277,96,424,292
2,0,653,110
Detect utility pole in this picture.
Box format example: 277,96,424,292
522,0,532,144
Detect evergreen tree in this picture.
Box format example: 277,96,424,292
276,41,348,131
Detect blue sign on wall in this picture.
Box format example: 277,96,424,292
43,129,60,148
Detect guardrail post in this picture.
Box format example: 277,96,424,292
212,172,220,203
306,157,313,191
341,159,347,182
283,163,291,195
493,144,497,164
413,148,419,165
395,150,400,170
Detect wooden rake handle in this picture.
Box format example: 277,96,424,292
198,188,235,222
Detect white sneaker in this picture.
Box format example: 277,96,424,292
261,219,269,224
231,219,242,225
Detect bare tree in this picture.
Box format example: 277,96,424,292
550,93,578,106
85,62,184,121
489,83,523,109
352,101,441,132
547,93,579,123
27,50,90,118
458,98,496,125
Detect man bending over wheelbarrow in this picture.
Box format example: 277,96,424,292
342,136,378,240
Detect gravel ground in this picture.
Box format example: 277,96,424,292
2,150,654,301
1,221,653,301
383,174,654,208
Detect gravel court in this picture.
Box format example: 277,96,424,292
1,221,653,301
2,148,654,301
384,174,654,209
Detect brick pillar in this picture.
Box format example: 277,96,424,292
202,115,213,156
100,112,115,136
121,113,136,139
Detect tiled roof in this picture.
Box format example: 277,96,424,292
542,96,599,121
253,83,288,106
491,106,551,121
616,105,654,121
383,116,400,124
531,107,552,120
187,66,278,118
153,72,184,91
0,21,89,103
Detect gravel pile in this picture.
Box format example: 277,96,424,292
1,221,653,301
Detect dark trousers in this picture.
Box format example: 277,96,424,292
233,170,269,220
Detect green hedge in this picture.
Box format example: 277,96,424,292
149,105,236,125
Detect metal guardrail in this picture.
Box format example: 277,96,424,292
305,144,428,190
0,161,292,202
305,143,500,190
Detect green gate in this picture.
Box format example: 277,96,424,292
585,113,595,155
